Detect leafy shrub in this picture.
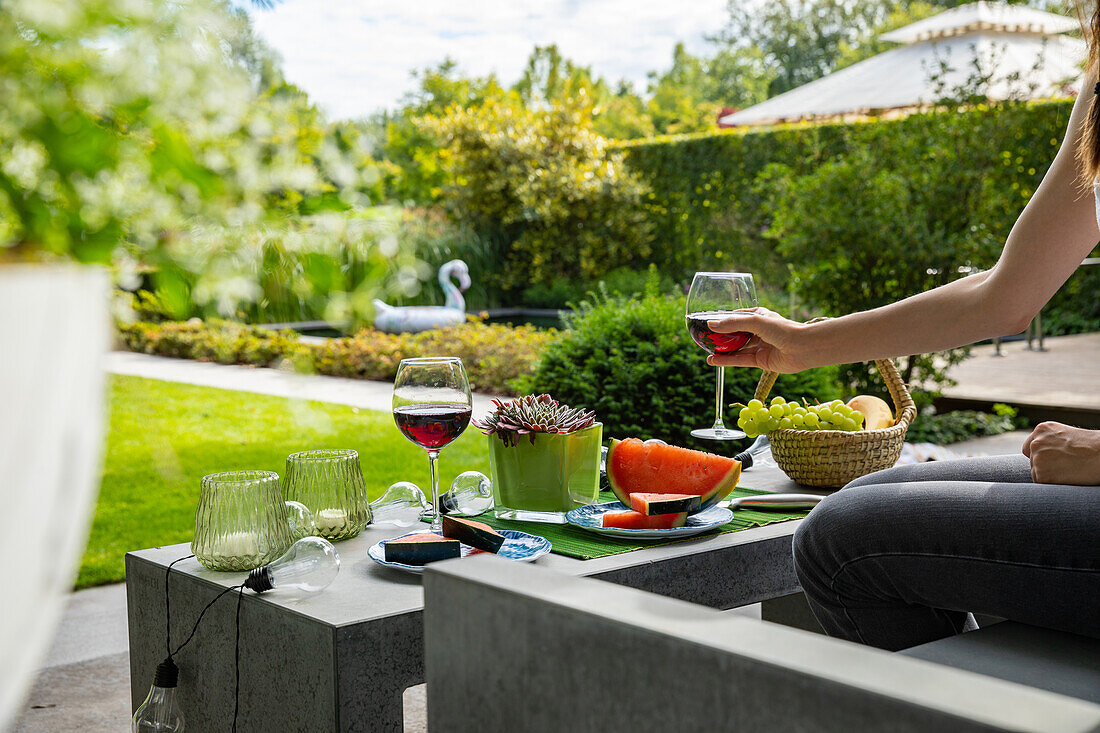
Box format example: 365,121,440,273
520,265,680,309
314,320,558,395
906,404,1023,445
520,288,840,450
120,318,557,395
117,320,298,366
1043,259,1100,337
419,98,654,293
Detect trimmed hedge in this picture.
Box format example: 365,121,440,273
117,320,299,366
619,100,1073,286
118,318,557,395
313,320,559,394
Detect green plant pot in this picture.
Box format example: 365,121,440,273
489,423,603,523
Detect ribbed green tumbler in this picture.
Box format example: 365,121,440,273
192,470,293,571
282,449,371,541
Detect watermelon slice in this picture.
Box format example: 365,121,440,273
601,510,688,530
629,492,702,516
607,438,741,511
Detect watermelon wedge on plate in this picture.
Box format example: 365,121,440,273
606,438,741,512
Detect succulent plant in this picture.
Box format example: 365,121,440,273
473,394,596,447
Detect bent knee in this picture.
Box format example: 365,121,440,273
793,486,897,573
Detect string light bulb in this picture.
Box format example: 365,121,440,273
243,536,340,593
132,657,184,732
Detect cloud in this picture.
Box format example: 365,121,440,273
245,0,728,120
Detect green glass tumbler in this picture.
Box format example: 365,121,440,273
192,471,294,571
282,449,371,541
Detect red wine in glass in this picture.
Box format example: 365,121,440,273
393,403,472,450
686,311,752,355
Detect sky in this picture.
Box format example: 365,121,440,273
244,0,730,121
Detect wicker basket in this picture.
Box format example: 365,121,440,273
754,358,917,488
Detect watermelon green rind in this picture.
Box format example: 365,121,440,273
606,438,741,512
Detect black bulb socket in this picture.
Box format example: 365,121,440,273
244,567,273,593
154,657,179,688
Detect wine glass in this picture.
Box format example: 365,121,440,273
685,272,758,441
392,357,473,533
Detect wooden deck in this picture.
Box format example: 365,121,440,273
934,331,1100,426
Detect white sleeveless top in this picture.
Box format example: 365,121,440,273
1095,182,1100,229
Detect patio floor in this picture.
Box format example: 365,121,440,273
937,332,1100,419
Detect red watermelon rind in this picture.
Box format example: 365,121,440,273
606,438,741,512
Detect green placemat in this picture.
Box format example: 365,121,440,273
442,487,810,561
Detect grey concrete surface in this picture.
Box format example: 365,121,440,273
125,466,809,733
104,351,498,419
423,556,1100,733
11,653,130,733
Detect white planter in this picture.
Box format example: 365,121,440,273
0,265,109,730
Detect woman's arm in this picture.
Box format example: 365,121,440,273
709,78,1100,374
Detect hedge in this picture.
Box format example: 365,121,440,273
118,318,557,396
618,100,1073,287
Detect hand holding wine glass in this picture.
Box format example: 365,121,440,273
704,307,814,374
392,357,472,532
686,272,758,441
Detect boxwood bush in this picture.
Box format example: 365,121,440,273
118,318,556,395
520,288,841,451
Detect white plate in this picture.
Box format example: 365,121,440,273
565,501,733,539
368,529,551,575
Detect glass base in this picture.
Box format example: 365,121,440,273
494,506,567,524
690,427,747,441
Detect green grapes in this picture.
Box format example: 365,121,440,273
733,397,865,438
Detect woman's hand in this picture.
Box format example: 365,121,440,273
705,308,814,373
1022,422,1100,486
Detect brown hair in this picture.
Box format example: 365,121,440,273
1076,0,1100,183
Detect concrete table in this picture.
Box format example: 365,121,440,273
126,465,817,732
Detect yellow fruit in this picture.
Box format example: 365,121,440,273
846,395,894,431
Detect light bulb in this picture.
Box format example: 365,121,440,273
368,481,429,526
284,500,315,540
132,657,184,733
244,537,340,594
438,471,493,516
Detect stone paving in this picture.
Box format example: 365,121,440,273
104,351,500,419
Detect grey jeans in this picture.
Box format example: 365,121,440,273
792,455,1100,651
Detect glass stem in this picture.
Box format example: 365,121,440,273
713,366,726,431
427,450,442,532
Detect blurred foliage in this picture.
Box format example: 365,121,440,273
1042,257,1100,336
520,283,840,451
119,317,557,395
1,0,413,324
419,97,654,292
906,404,1024,445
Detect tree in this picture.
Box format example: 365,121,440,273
378,59,509,204
720,0,1049,98
647,43,774,134
419,98,653,291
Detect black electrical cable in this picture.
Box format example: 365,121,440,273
162,554,250,731
164,554,194,660
233,585,245,733
171,583,244,658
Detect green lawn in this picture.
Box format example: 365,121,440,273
78,375,490,589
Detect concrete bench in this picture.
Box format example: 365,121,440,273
423,555,1100,732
